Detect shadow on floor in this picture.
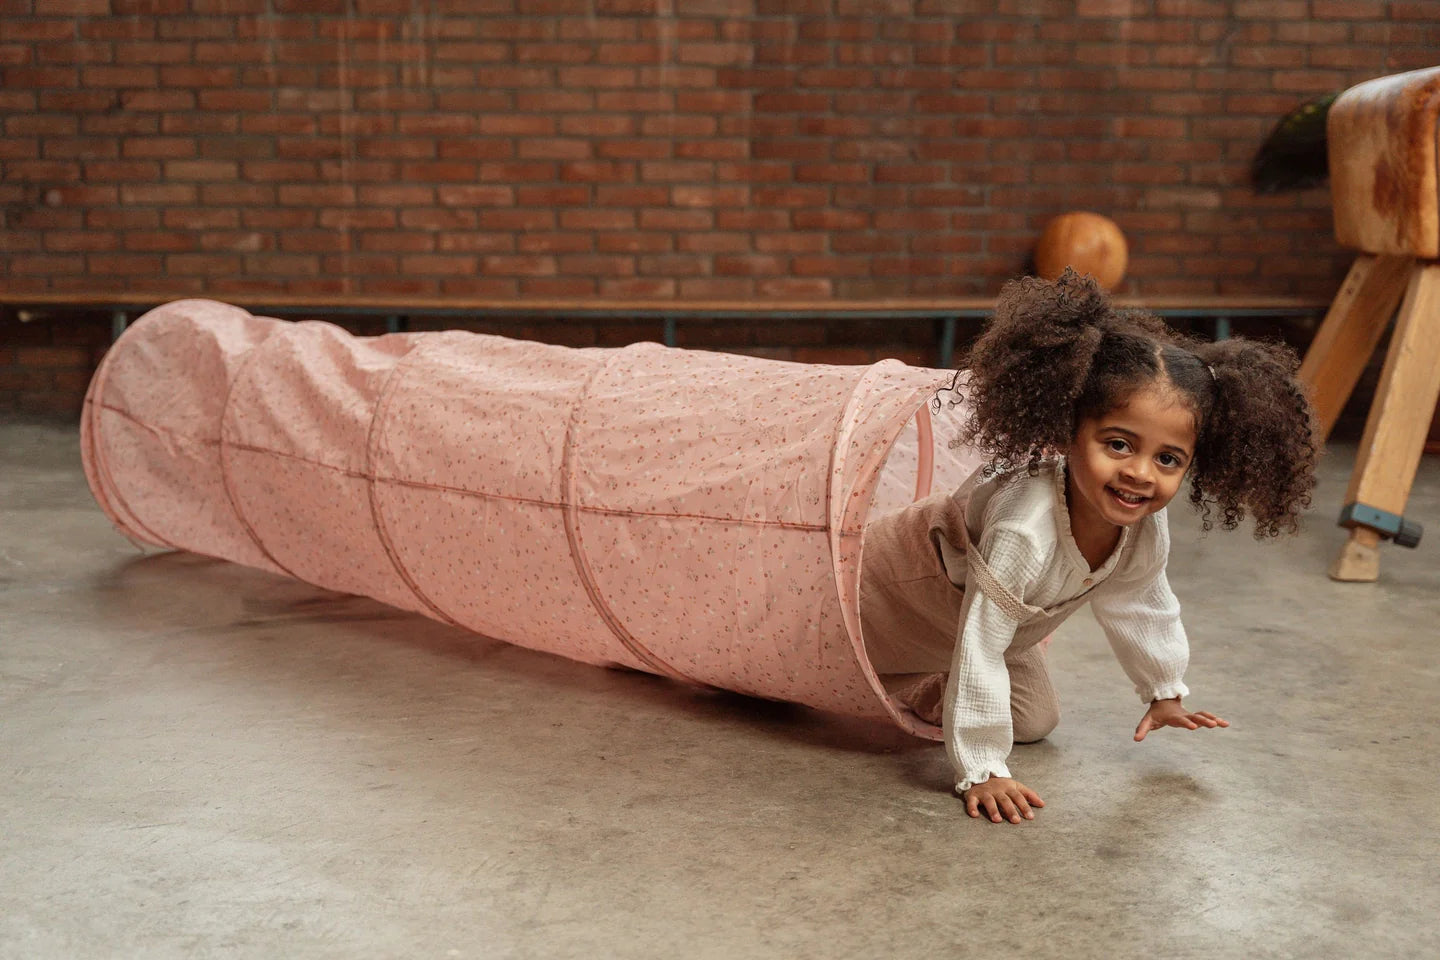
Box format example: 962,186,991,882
92,548,934,761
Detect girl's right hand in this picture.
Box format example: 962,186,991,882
962,777,1044,823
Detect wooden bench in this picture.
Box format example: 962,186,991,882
1,291,1326,370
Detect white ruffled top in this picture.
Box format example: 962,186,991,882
943,460,1191,793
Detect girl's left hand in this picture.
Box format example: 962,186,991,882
1133,697,1229,741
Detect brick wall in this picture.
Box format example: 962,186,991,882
1,2,1434,419
3,1,1433,301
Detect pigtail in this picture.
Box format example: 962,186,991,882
955,268,1118,474
1189,338,1318,538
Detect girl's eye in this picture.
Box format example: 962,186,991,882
1158,453,1182,468
1106,438,1129,453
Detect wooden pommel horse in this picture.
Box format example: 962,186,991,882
1299,66,1440,582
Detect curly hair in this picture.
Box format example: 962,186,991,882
948,268,1318,538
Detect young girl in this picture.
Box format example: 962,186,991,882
860,268,1317,824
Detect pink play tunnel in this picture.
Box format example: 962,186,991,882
80,299,983,739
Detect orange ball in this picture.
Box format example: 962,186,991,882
1033,211,1129,292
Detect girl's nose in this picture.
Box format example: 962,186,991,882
1121,459,1151,485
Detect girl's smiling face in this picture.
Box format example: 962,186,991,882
1066,382,1198,533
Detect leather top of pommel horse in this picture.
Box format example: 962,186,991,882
1328,66,1440,258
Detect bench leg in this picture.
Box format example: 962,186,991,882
1330,261,1440,582
1299,253,1412,443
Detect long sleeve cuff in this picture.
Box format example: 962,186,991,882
955,762,1012,795
1138,679,1189,703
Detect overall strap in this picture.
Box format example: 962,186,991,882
946,463,1113,626
951,484,1048,622
960,524,1047,620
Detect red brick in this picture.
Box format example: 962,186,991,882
360,233,434,254
512,91,593,113
639,255,706,277
81,160,159,181
34,91,110,114
441,278,521,297
279,231,352,254
597,233,672,254
832,233,907,254
4,67,78,87
791,210,869,230
156,159,235,181
516,186,589,206
437,139,514,161
358,185,435,205
394,207,474,231
4,22,76,41
598,278,676,298
481,255,558,277
272,184,353,206
678,278,755,298
87,209,157,231
358,89,433,111
120,137,196,160
596,185,668,206
396,114,478,137
557,254,635,276
199,232,268,253
596,91,674,112
399,254,478,276
517,138,593,160
555,209,632,230
160,114,238,136
0,91,36,116
399,161,478,182
716,211,789,231
752,140,831,162
795,163,869,184
560,161,635,183
123,231,197,252
357,139,433,161
44,231,123,252
242,210,317,229
7,253,81,276
639,209,713,230
27,42,101,66
478,162,556,182
598,140,672,161
634,160,706,181
162,208,240,230
15,346,89,367
477,115,555,136
466,208,550,233
238,253,317,275
513,233,584,254
755,233,825,254
751,186,824,208
716,162,790,184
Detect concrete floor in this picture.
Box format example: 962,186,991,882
2,418,1438,959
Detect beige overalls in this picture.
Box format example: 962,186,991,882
859,470,1140,743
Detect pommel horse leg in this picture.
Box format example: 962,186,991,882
1326,263,1440,581
1298,254,1412,440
